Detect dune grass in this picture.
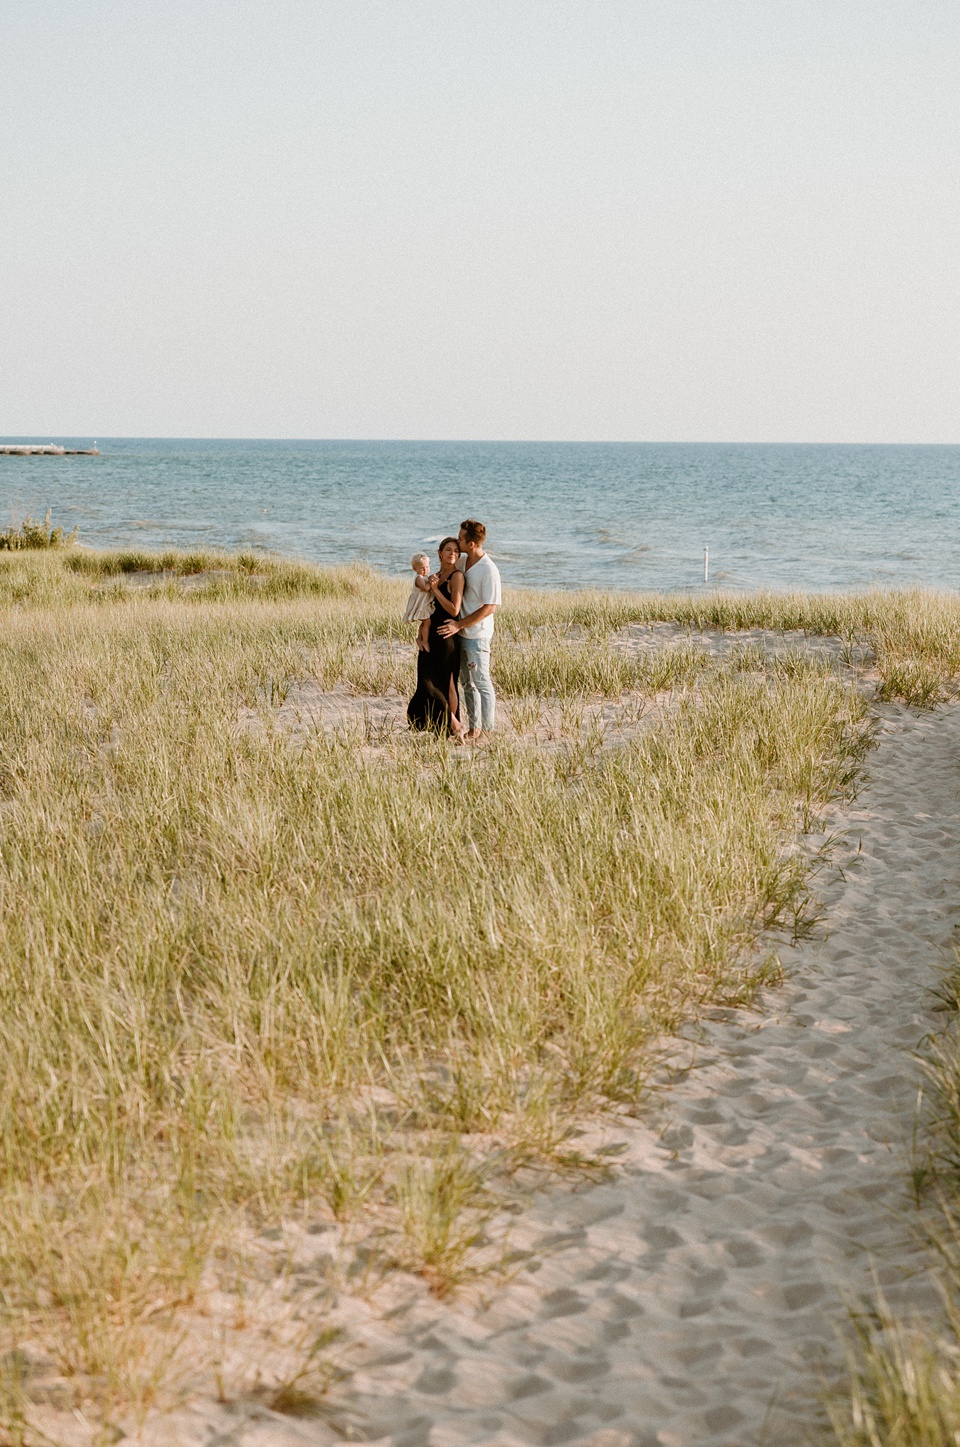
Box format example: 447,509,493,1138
7,547,960,701
827,963,960,1446
829,1293,960,1446
503,585,960,707
0,547,954,1436
0,509,77,551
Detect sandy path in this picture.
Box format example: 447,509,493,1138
271,699,956,1447
167,699,960,1447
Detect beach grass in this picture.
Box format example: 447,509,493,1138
0,509,78,551
826,962,960,1446
7,545,960,700
0,546,952,1434
828,1293,960,1447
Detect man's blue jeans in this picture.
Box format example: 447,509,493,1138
459,637,495,732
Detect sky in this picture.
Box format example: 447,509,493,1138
1,1,958,443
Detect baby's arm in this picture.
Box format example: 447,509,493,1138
414,574,433,592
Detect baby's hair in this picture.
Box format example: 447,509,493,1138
411,553,430,569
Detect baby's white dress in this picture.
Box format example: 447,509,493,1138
402,582,434,623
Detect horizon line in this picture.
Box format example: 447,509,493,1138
2,436,958,448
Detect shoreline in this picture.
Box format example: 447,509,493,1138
15,537,960,600
2,437,959,593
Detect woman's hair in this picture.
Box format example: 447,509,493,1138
459,518,486,544
410,552,430,569
437,536,460,558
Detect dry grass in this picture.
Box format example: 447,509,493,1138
828,963,960,1445
828,1289,960,1446
496,584,960,708
1,547,946,1439
618,588,960,708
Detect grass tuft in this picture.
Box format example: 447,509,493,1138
0,511,76,550
394,1143,491,1296
828,1291,960,1446
828,954,960,1444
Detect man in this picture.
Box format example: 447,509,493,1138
437,518,501,743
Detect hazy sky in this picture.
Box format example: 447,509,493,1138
2,1,957,442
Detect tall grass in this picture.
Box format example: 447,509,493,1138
0,510,77,550
0,549,919,1435
621,588,960,708
6,550,960,701
0,602,869,1153
829,1292,960,1446
828,963,960,1445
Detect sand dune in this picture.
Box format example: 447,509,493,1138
175,698,959,1447
134,651,960,1447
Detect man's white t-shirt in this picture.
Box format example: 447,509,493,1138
456,552,502,639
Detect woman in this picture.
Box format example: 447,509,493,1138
407,536,464,735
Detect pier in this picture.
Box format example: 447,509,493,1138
0,444,100,456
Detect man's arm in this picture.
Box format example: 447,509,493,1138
437,603,495,638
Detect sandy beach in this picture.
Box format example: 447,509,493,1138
143,692,959,1445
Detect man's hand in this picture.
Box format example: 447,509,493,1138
437,619,460,638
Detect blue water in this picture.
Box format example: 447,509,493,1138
2,438,959,593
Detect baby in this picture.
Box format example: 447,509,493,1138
402,552,434,651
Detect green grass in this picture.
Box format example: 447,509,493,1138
0,546,949,1437
0,510,77,551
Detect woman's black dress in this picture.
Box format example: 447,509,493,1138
407,575,461,733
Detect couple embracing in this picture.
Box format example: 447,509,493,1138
405,519,501,744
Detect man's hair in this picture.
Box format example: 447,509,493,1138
459,519,486,545
410,552,430,569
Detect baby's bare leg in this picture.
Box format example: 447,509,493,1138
418,619,430,651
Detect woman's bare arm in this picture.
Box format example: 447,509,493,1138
438,600,495,637
431,571,464,617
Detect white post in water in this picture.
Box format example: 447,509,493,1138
703,546,709,584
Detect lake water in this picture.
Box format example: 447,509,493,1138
1,438,959,593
